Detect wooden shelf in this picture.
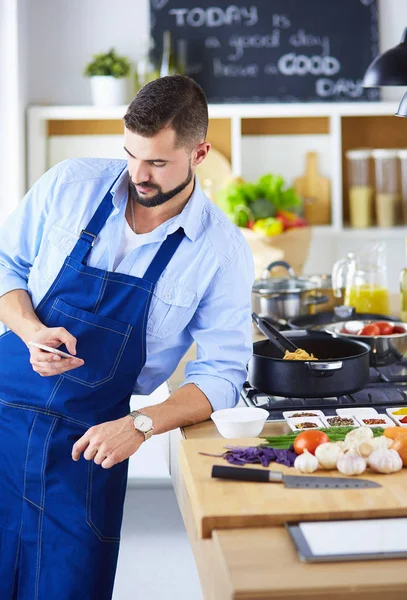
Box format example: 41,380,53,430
241,116,330,136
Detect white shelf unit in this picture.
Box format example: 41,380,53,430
27,101,405,232
27,101,407,290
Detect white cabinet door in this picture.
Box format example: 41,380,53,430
127,382,171,484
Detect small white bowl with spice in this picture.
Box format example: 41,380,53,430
322,415,359,428
286,416,325,431
386,407,407,427
356,414,395,428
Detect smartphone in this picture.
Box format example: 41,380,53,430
28,341,82,360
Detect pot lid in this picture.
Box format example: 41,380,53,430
252,275,317,295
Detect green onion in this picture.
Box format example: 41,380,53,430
261,427,384,449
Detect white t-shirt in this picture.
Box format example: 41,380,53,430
113,218,138,271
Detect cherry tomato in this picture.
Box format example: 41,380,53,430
393,325,407,334
374,321,394,335
359,324,381,336
293,430,329,455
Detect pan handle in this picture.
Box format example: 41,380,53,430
303,294,329,307
306,361,343,377
306,361,343,371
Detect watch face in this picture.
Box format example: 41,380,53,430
134,414,152,433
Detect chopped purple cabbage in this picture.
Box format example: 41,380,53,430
221,445,297,467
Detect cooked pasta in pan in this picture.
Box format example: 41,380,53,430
283,348,318,361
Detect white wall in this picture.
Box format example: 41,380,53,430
0,0,25,225
20,0,407,106
22,0,149,105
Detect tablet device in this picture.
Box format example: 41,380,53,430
287,518,407,562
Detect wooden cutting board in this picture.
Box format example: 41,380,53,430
294,151,331,225
180,437,407,539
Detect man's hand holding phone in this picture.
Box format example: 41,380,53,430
27,327,84,377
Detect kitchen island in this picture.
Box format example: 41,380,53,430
169,421,407,600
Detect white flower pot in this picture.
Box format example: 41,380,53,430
90,76,129,106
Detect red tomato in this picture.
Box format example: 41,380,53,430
374,321,394,335
359,324,381,336
393,325,407,334
293,430,329,455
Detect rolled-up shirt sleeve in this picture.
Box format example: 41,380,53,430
181,239,254,411
0,164,60,300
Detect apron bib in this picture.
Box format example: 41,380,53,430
0,169,185,599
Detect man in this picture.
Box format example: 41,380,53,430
0,75,253,599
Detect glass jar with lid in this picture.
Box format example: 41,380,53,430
397,149,407,224
372,149,401,228
346,149,373,228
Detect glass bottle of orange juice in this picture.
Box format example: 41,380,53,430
333,244,390,315
345,283,390,315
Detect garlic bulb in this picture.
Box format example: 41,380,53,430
294,449,319,473
337,449,367,476
367,448,403,474
315,442,341,469
356,436,392,458
343,426,373,451
371,436,393,450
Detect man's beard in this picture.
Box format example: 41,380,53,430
128,165,193,208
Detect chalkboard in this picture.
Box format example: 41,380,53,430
150,0,380,103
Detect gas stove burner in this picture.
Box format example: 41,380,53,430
241,362,407,421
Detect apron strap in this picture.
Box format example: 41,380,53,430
70,167,126,264
143,228,185,284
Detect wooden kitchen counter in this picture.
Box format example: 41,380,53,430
170,420,407,600
169,295,406,598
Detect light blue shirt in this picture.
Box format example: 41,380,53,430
0,158,254,411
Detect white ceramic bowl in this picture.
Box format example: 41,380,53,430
210,407,269,439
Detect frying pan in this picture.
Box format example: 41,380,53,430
248,329,371,398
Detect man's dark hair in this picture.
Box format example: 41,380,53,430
124,75,208,150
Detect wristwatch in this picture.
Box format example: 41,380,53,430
130,410,154,441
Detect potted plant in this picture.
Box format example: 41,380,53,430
84,48,131,106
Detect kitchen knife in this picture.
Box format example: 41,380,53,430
211,465,381,489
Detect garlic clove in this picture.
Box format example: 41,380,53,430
357,442,374,458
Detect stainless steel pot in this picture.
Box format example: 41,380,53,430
252,261,329,323
325,320,407,367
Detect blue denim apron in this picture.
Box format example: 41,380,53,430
0,170,185,599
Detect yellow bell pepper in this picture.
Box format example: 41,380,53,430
252,217,284,236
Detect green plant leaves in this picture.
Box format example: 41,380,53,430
216,174,301,226
84,48,131,78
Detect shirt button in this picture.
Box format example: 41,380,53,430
165,292,172,300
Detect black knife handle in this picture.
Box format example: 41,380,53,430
211,465,270,482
